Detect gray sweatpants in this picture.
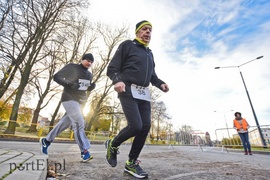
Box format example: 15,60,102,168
46,100,90,152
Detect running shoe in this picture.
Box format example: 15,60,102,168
81,151,93,162
105,139,119,167
40,138,51,155
124,159,148,179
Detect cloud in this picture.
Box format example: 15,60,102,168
157,1,270,136
84,0,270,138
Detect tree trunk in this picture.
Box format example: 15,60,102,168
27,105,42,133
49,100,61,132
86,116,96,134
4,80,26,134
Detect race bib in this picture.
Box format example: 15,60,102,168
78,79,90,90
131,84,151,102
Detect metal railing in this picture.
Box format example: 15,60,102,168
215,125,270,148
0,120,207,146
4,120,268,148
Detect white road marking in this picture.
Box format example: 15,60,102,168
165,171,207,180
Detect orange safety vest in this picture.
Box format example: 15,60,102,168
234,118,248,131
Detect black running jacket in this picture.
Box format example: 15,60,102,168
54,63,93,104
107,39,165,92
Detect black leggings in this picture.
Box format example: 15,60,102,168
112,95,151,160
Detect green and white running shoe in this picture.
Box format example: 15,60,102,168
105,139,119,167
124,159,148,179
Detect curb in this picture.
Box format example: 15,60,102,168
0,149,47,180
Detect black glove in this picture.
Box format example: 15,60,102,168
87,82,96,91
70,82,80,90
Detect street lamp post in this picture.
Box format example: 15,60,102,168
215,56,267,147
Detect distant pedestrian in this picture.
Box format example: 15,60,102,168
40,53,96,162
106,20,169,179
233,112,252,155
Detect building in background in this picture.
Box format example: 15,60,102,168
38,117,50,127
249,127,270,146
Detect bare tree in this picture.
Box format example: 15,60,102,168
49,100,62,132
27,51,61,132
111,104,125,134
0,0,14,93
149,87,162,139
4,0,89,134
85,79,114,132
0,0,13,31
84,24,129,131
151,100,170,141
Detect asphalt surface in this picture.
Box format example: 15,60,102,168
0,140,270,180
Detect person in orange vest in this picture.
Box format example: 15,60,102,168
233,112,252,155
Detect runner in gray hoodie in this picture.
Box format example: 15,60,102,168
40,53,96,162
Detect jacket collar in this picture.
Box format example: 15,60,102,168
133,39,151,51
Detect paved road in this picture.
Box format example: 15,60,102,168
1,141,270,180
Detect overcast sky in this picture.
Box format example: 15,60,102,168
84,0,270,138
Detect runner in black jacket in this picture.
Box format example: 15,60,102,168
107,39,165,90
106,20,169,179
40,53,96,162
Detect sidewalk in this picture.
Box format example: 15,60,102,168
0,145,47,180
